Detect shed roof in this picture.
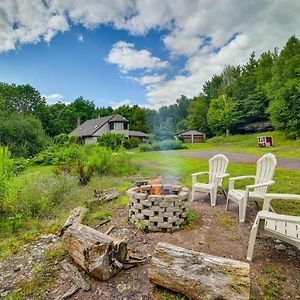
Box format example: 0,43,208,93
175,129,205,136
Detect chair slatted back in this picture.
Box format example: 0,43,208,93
255,153,277,195
209,154,229,186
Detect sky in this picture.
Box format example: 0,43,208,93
0,1,299,109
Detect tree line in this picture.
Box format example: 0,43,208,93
0,35,299,157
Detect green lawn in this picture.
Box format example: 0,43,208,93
180,131,300,158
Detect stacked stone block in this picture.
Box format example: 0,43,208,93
127,185,189,232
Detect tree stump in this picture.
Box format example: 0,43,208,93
149,242,250,300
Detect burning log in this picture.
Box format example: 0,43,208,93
149,242,250,300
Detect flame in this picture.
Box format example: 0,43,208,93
152,185,161,195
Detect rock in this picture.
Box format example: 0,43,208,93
275,243,287,251
13,265,22,272
117,283,127,293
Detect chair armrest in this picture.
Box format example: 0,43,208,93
192,172,208,184
216,173,229,179
228,175,255,191
257,211,300,224
192,172,209,177
263,193,300,211
246,180,275,190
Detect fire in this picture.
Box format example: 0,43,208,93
152,184,161,195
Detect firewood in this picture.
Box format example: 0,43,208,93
61,223,127,280
54,285,79,300
60,259,90,291
60,207,87,237
149,242,250,300
105,225,115,235
88,188,119,203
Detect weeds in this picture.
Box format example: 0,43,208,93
257,267,286,299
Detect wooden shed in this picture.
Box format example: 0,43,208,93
175,129,206,144
257,136,273,147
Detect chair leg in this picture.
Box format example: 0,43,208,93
191,186,195,202
247,216,260,261
210,188,217,206
226,195,230,210
239,199,247,222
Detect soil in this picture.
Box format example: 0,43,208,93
174,150,300,170
1,191,300,300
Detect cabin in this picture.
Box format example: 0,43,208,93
175,129,206,144
69,114,149,144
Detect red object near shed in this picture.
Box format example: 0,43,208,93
257,136,273,147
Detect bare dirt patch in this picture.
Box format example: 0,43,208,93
1,193,300,299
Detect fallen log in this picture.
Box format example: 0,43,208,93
61,223,127,280
60,207,87,237
149,242,250,300
88,188,119,203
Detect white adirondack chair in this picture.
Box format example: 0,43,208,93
226,153,277,222
191,154,229,206
247,193,300,261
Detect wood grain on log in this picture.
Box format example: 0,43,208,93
61,223,127,280
149,242,250,300
60,259,90,291
60,207,87,237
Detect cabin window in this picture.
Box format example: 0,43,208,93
124,123,128,130
109,122,114,130
114,122,123,130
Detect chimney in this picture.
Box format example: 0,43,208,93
77,116,81,127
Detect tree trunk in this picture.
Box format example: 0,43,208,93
148,242,250,300
61,223,127,280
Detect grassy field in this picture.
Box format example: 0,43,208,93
1,140,300,299
182,131,300,158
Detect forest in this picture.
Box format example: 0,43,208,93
0,35,299,158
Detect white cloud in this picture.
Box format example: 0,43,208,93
130,74,166,86
106,41,168,73
42,93,70,105
109,98,132,109
78,33,84,42
0,0,300,108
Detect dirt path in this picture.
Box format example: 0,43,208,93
2,193,299,299
175,150,300,170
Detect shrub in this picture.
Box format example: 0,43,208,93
32,144,82,165
98,133,125,150
123,137,141,149
138,140,187,152
53,133,69,145
0,147,13,201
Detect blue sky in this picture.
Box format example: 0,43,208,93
0,1,299,109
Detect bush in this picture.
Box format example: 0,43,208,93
53,133,69,145
123,137,141,149
98,133,125,150
32,144,82,165
0,147,13,201
0,111,48,158
77,146,135,185
138,140,187,152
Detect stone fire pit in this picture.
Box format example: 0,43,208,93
127,184,189,232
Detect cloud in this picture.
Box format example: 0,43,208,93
109,98,132,109
106,41,168,73
0,1,69,52
129,74,166,86
78,33,84,42
1,0,300,108
42,93,70,105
